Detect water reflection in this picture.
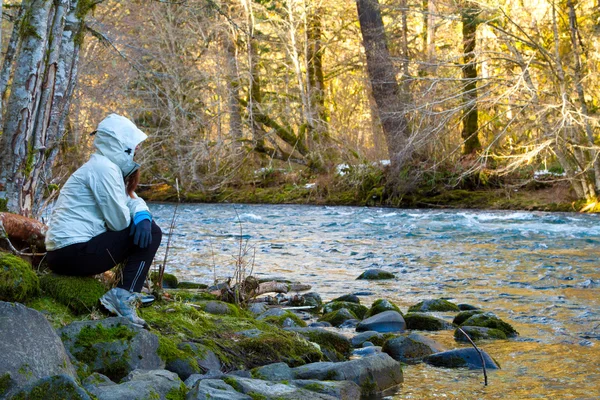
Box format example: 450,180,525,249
149,203,600,398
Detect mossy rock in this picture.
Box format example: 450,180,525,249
177,281,208,289
198,300,245,317
454,326,507,342
356,269,395,280
0,252,40,302
261,311,307,328
460,313,518,337
452,310,484,326
404,313,453,331
150,271,178,288
236,332,322,368
39,273,105,315
323,301,368,319
364,299,402,319
290,328,352,361
318,308,358,327
167,289,218,302
10,375,90,400
407,299,460,313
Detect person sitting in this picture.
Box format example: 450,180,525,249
44,114,162,327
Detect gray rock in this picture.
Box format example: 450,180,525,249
292,353,403,396
253,362,294,381
227,370,253,378
186,379,252,400
423,348,500,370
382,334,445,364
59,317,163,382
339,319,359,329
403,312,454,331
222,376,337,399
282,317,299,328
184,371,226,388
9,374,90,400
85,369,184,400
292,380,361,399
247,303,268,315
285,327,352,361
83,373,115,389
237,328,263,338
0,302,76,396
351,346,382,358
351,331,383,348
309,322,332,328
356,311,406,333
203,301,234,315
356,269,395,280
332,294,360,304
362,341,374,347
303,292,323,309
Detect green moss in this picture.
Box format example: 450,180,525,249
318,308,357,327
0,373,12,395
236,332,322,367
165,383,188,400
454,326,507,342
262,311,307,328
150,272,179,288
408,299,460,313
302,382,325,392
323,301,368,319
177,282,208,289
223,377,242,391
460,314,518,337
403,313,452,331
364,299,402,318
0,198,7,212
297,330,351,360
167,289,218,302
360,378,378,397
452,310,484,326
25,296,77,328
249,393,267,400
39,274,106,315
356,270,395,280
13,375,87,400
0,252,40,302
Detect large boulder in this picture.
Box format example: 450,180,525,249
0,302,76,397
9,374,90,400
407,299,460,313
84,369,185,400
221,376,338,400
40,274,105,315
382,333,445,364
186,379,253,400
356,311,405,333
403,313,454,331
292,353,403,397
423,348,500,370
60,317,164,382
0,252,39,302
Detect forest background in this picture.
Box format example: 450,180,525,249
0,0,598,218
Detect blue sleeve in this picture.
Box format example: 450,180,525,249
133,210,152,225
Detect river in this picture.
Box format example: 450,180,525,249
149,203,600,399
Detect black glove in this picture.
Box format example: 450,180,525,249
130,219,152,248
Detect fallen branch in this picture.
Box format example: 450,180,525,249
255,281,312,295
457,327,488,386
0,212,47,256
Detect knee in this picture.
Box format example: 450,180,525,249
151,221,163,243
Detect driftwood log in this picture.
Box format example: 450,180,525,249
0,212,48,254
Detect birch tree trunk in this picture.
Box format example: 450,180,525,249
356,0,409,165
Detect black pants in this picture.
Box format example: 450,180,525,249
46,221,162,293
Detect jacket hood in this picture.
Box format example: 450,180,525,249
93,114,148,177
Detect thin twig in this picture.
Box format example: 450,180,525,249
159,178,180,289
457,327,488,386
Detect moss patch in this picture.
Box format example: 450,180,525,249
318,308,357,326
404,313,452,331
364,299,402,318
25,296,77,328
150,272,179,288
0,373,12,396
454,326,507,342
323,301,368,319
167,289,218,302
0,252,40,302
408,299,460,313
236,332,322,368
296,329,351,360
40,273,106,315
262,311,307,328
177,281,208,289
165,382,188,400
452,310,484,326
460,313,518,337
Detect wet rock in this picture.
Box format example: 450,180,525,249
408,299,460,313
364,299,402,319
310,321,332,328
352,346,382,358
303,292,323,310
323,301,368,319
85,369,184,400
339,319,359,329
356,311,406,333
459,313,518,337
356,269,395,280
252,362,294,381
222,376,337,399
0,302,76,397
291,380,361,399
292,353,403,397
286,327,352,361
404,313,454,331
10,375,90,400
59,317,163,382
382,334,445,364
248,302,268,315
351,331,384,348
454,326,508,342
187,379,253,399
423,348,500,370
332,294,361,304
318,308,357,327
457,303,480,311
452,310,484,326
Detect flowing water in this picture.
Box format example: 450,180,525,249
149,203,600,399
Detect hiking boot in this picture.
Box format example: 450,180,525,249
100,287,148,328
132,292,155,307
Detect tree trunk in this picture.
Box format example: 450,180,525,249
460,1,481,155
306,5,328,142
356,0,408,164
224,30,243,149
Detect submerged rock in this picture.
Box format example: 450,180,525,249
459,313,518,337
59,317,163,382
85,369,184,400
382,333,445,364
423,348,500,370
408,299,460,313
292,353,403,397
364,299,402,319
0,302,76,397
356,311,406,333
454,326,508,342
356,269,395,280
403,313,454,331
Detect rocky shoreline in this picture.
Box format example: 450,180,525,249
0,253,519,400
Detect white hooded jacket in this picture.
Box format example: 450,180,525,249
45,114,150,251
